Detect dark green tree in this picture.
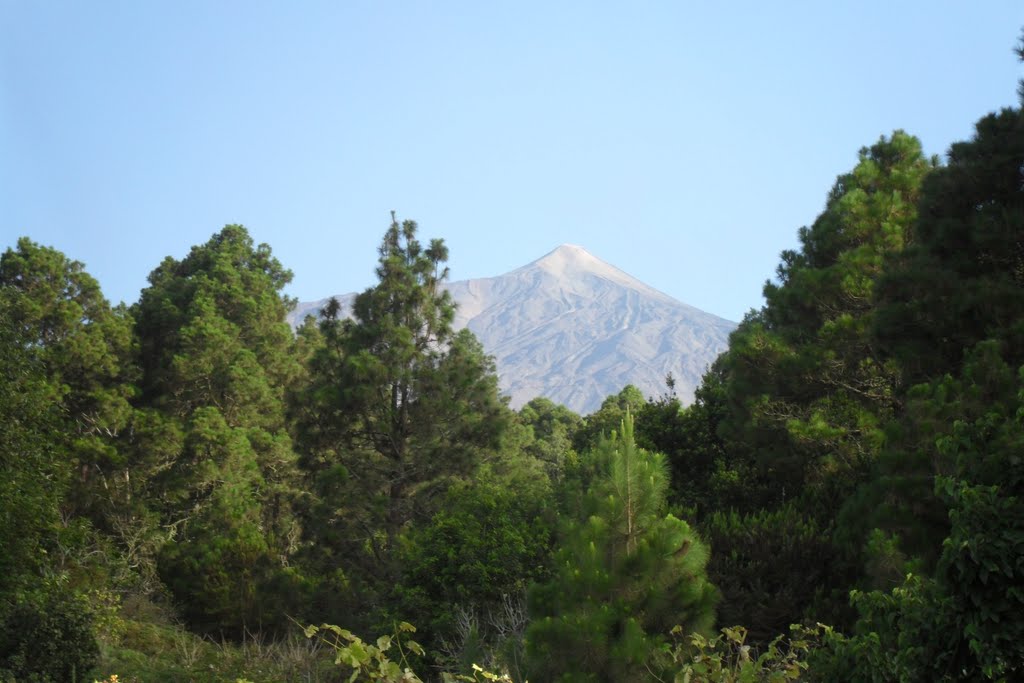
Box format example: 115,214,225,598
874,103,1024,383
843,77,1024,590
0,238,137,524
0,299,65,596
133,225,303,636
702,505,838,644
0,291,101,683
716,132,935,515
526,413,718,682
656,133,937,638
394,478,554,674
296,215,509,611
0,589,99,683
810,48,1024,679
817,343,1024,681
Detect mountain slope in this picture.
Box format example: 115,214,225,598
290,245,735,413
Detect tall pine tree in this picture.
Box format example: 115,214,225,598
295,214,509,620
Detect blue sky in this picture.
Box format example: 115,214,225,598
2,2,1021,321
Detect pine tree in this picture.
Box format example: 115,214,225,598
0,238,137,524
716,132,935,515
874,103,1024,382
133,225,303,636
0,299,65,596
295,214,509,615
525,413,717,682
842,80,1024,589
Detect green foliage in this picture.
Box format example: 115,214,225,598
807,70,1024,679
135,225,295,398
835,342,1016,582
516,397,582,480
0,238,137,525
302,621,523,683
0,310,65,595
716,132,934,515
396,480,552,625
665,132,938,643
929,362,1024,678
814,348,1024,681
303,621,426,682
670,624,827,682
0,587,99,683
874,104,1024,382
296,216,509,605
572,385,646,453
392,478,553,674
133,225,303,636
526,413,718,681
632,369,760,516
702,507,844,645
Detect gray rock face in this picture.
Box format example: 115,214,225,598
289,244,735,414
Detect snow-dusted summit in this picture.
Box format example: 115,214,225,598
290,245,735,414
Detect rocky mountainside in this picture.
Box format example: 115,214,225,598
289,244,736,414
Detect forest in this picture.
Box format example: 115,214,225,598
2,45,1023,683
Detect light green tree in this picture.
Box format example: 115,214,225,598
526,412,718,682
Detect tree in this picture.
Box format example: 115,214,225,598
0,238,137,524
572,385,646,453
702,505,839,644
517,397,582,480
133,225,304,635
526,413,718,682
394,478,554,673
874,104,1024,382
715,132,935,515
817,344,1024,681
296,215,509,608
653,133,937,638
839,78,1024,593
0,290,101,683
811,50,1024,679
0,298,65,596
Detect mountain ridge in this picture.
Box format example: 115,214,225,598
290,244,735,413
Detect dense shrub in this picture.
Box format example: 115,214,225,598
0,588,99,683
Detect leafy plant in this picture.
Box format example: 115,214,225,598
670,623,827,682
303,621,426,682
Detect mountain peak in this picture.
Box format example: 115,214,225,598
532,243,603,275
550,243,589,255
525,243,673,303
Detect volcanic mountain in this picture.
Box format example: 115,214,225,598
289,244,736,414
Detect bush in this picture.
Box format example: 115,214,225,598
0,588,99,682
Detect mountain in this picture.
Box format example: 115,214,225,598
289,244,736,414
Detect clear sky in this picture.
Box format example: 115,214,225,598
2,2,1021,322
